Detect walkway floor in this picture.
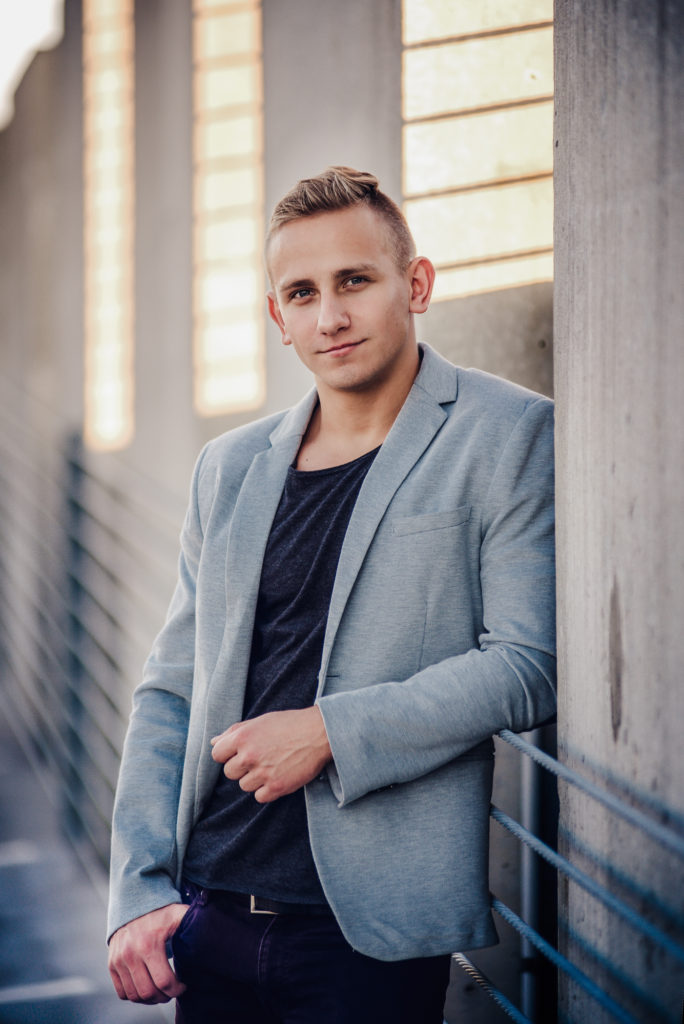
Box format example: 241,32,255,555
0,702,172,1024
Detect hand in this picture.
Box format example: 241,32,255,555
108,903,188,1003
211,706,332,803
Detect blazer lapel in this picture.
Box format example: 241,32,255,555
317,347,459,691
203,389,318,729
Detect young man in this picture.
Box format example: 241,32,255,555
108,167,556,1023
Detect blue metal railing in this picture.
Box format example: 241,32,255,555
0,396,182,868
448,730,684,1023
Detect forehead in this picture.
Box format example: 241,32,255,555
268,205,396,288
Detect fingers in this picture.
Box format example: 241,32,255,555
110,946,168,1003
211,710,331,803
110,950,186,1004
109,961,128,1001
110,957,165,1004
235,767,284,803
143,944,187,1002
223,752,251,781
210,725,240,765
217,722,259,782
110,949,176,1004
217,754,280,803
108,905,188,1004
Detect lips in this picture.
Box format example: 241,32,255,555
323,340,364,356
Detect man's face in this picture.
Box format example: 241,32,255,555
267,205,423,398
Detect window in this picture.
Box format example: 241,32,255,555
192,0,265,416
402,0,554,300
83,0,135,450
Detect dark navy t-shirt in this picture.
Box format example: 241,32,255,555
183,445,379,902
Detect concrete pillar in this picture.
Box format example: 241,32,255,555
554,1,684,1020
132,0,195,487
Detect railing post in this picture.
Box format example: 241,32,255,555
520,727,541,1018
64,433,86,840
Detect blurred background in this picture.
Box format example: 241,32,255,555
0,2,682,1022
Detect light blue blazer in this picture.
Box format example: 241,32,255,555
108,344,556,960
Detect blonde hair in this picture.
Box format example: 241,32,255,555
266,166,416,270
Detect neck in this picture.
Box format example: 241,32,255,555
321,339,419,429
296,344,420,470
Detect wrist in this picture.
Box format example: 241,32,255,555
311,705,332,766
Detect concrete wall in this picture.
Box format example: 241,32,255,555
0,0,83,437
262,0,405,414
423,281,553,398
554,1,684,1019
132,0,195,488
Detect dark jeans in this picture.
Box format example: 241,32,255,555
171,882,451,1024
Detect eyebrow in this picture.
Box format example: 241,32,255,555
334,263,378,279
277,263,379,294
278,276,315,294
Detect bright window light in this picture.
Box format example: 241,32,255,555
83,0,134,451
192,0,265,417
402,0,554,300
0,0,64,129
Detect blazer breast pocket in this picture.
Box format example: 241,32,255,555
390,505,471,537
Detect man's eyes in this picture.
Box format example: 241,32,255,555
287,277,369,301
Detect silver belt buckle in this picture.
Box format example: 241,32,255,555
250,894,277,915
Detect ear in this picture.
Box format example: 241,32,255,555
407,257,436,314
267,292,292,346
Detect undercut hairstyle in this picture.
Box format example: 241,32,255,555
265,166,416,272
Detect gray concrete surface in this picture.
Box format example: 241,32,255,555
0,699,171,1024
554,1,684,1020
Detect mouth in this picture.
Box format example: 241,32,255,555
322,340,364,357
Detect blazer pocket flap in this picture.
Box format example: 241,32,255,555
391,505,471,537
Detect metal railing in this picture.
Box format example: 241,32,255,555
450,730,684,1023
0,391,183,869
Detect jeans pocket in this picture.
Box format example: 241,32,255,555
172,882,205,947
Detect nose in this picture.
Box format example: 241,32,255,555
317,291,350,335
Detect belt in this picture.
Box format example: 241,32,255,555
208,888,334,918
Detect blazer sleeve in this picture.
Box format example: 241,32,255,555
316,398,556,807
107,444,209,940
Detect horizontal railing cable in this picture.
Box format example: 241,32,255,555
0,586,120,796
62,439,185,539
0,457,162,656
498,729,684,860
0,612,114,842
554,917,672,1024
0,523,132,723
0,614,115,869
0,401,182,559
66,485,178,584
0,416,179,569
0,456,170,652
453,730,684,1021
451,953,531,1024
0,393,184,873
556,823,684,933
491,805,684,965
492,898,640,1024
